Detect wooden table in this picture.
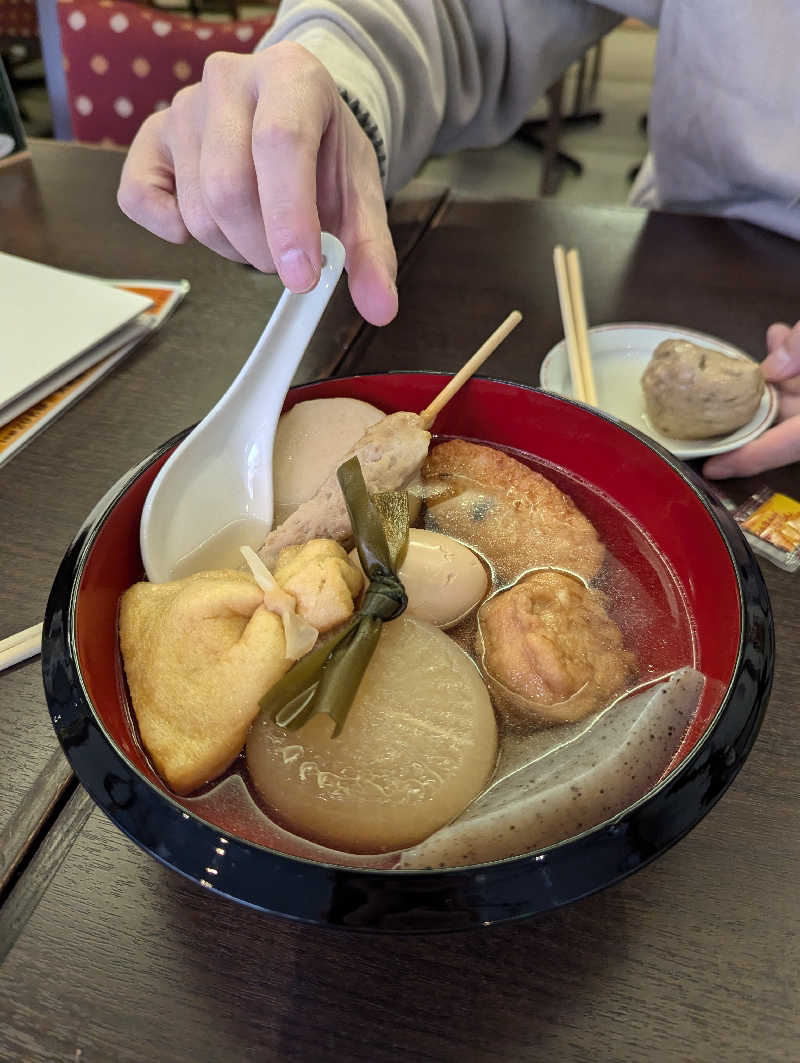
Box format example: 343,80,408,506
1,141,798,1063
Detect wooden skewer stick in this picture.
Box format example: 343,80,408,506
419,310,523,428
566,248,598,406
0,621,43,673
553,245,586,404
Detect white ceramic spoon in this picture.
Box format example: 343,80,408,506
140,233,347,584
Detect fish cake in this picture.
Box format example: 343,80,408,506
273,398,385,523
260,411,431,566
422,440,605,581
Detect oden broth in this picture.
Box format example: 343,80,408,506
118,440,698,869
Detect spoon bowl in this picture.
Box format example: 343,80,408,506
140,233,346,583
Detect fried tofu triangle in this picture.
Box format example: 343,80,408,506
119,570,294,795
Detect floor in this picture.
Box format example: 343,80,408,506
8,18,656,207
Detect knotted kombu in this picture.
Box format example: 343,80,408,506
257,456,409,737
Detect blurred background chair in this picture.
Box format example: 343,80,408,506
0,0,40,56
1,0,44,125
515,41,605,196
149,0,241,18
37,0,274,142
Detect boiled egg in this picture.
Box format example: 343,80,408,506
351,528,488,628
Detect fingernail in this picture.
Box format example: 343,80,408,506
279,248,317,292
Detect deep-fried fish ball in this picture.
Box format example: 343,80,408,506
477,569,635,723
641,339,764,439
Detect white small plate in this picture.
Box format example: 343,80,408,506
540,322,779,460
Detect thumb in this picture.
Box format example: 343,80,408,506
762,321,800,382
703,416,800,479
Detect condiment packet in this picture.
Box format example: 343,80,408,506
731,488,800,573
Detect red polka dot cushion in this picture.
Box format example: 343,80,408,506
0,0,39,41
57,0,275,145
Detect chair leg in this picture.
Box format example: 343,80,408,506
540,77,568,197
588,39,604,105
567,42,604,126
514,77,585,197
514,37,609,197
573,55,588,116
565,45,604,127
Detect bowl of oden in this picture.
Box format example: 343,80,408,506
42,372,773,931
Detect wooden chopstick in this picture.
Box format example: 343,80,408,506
553,245,598,406
0,622,43,673
566,249,598,406
553,246,587,403
419,310,523,428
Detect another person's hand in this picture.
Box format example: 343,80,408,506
117,43,398,326
703,321,800,479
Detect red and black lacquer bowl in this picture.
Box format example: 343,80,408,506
42,374,773,932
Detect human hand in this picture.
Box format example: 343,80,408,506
703,321,800,478
117,43,398,326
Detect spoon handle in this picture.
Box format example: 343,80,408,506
221,233,347,422
140,234,346,584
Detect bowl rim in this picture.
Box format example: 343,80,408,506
42,372,773,932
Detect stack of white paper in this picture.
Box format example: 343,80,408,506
0,251,153,427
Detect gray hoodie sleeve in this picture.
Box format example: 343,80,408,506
257,1,622,195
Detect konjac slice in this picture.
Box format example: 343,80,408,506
246,614,498,853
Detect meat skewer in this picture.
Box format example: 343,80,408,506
258,310,523,566
419,310,523,427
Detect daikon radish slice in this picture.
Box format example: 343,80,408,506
246,614,498,853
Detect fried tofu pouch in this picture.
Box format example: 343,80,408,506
273,539,364,633
119,570,293,795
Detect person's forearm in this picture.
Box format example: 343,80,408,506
258,1,622,195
